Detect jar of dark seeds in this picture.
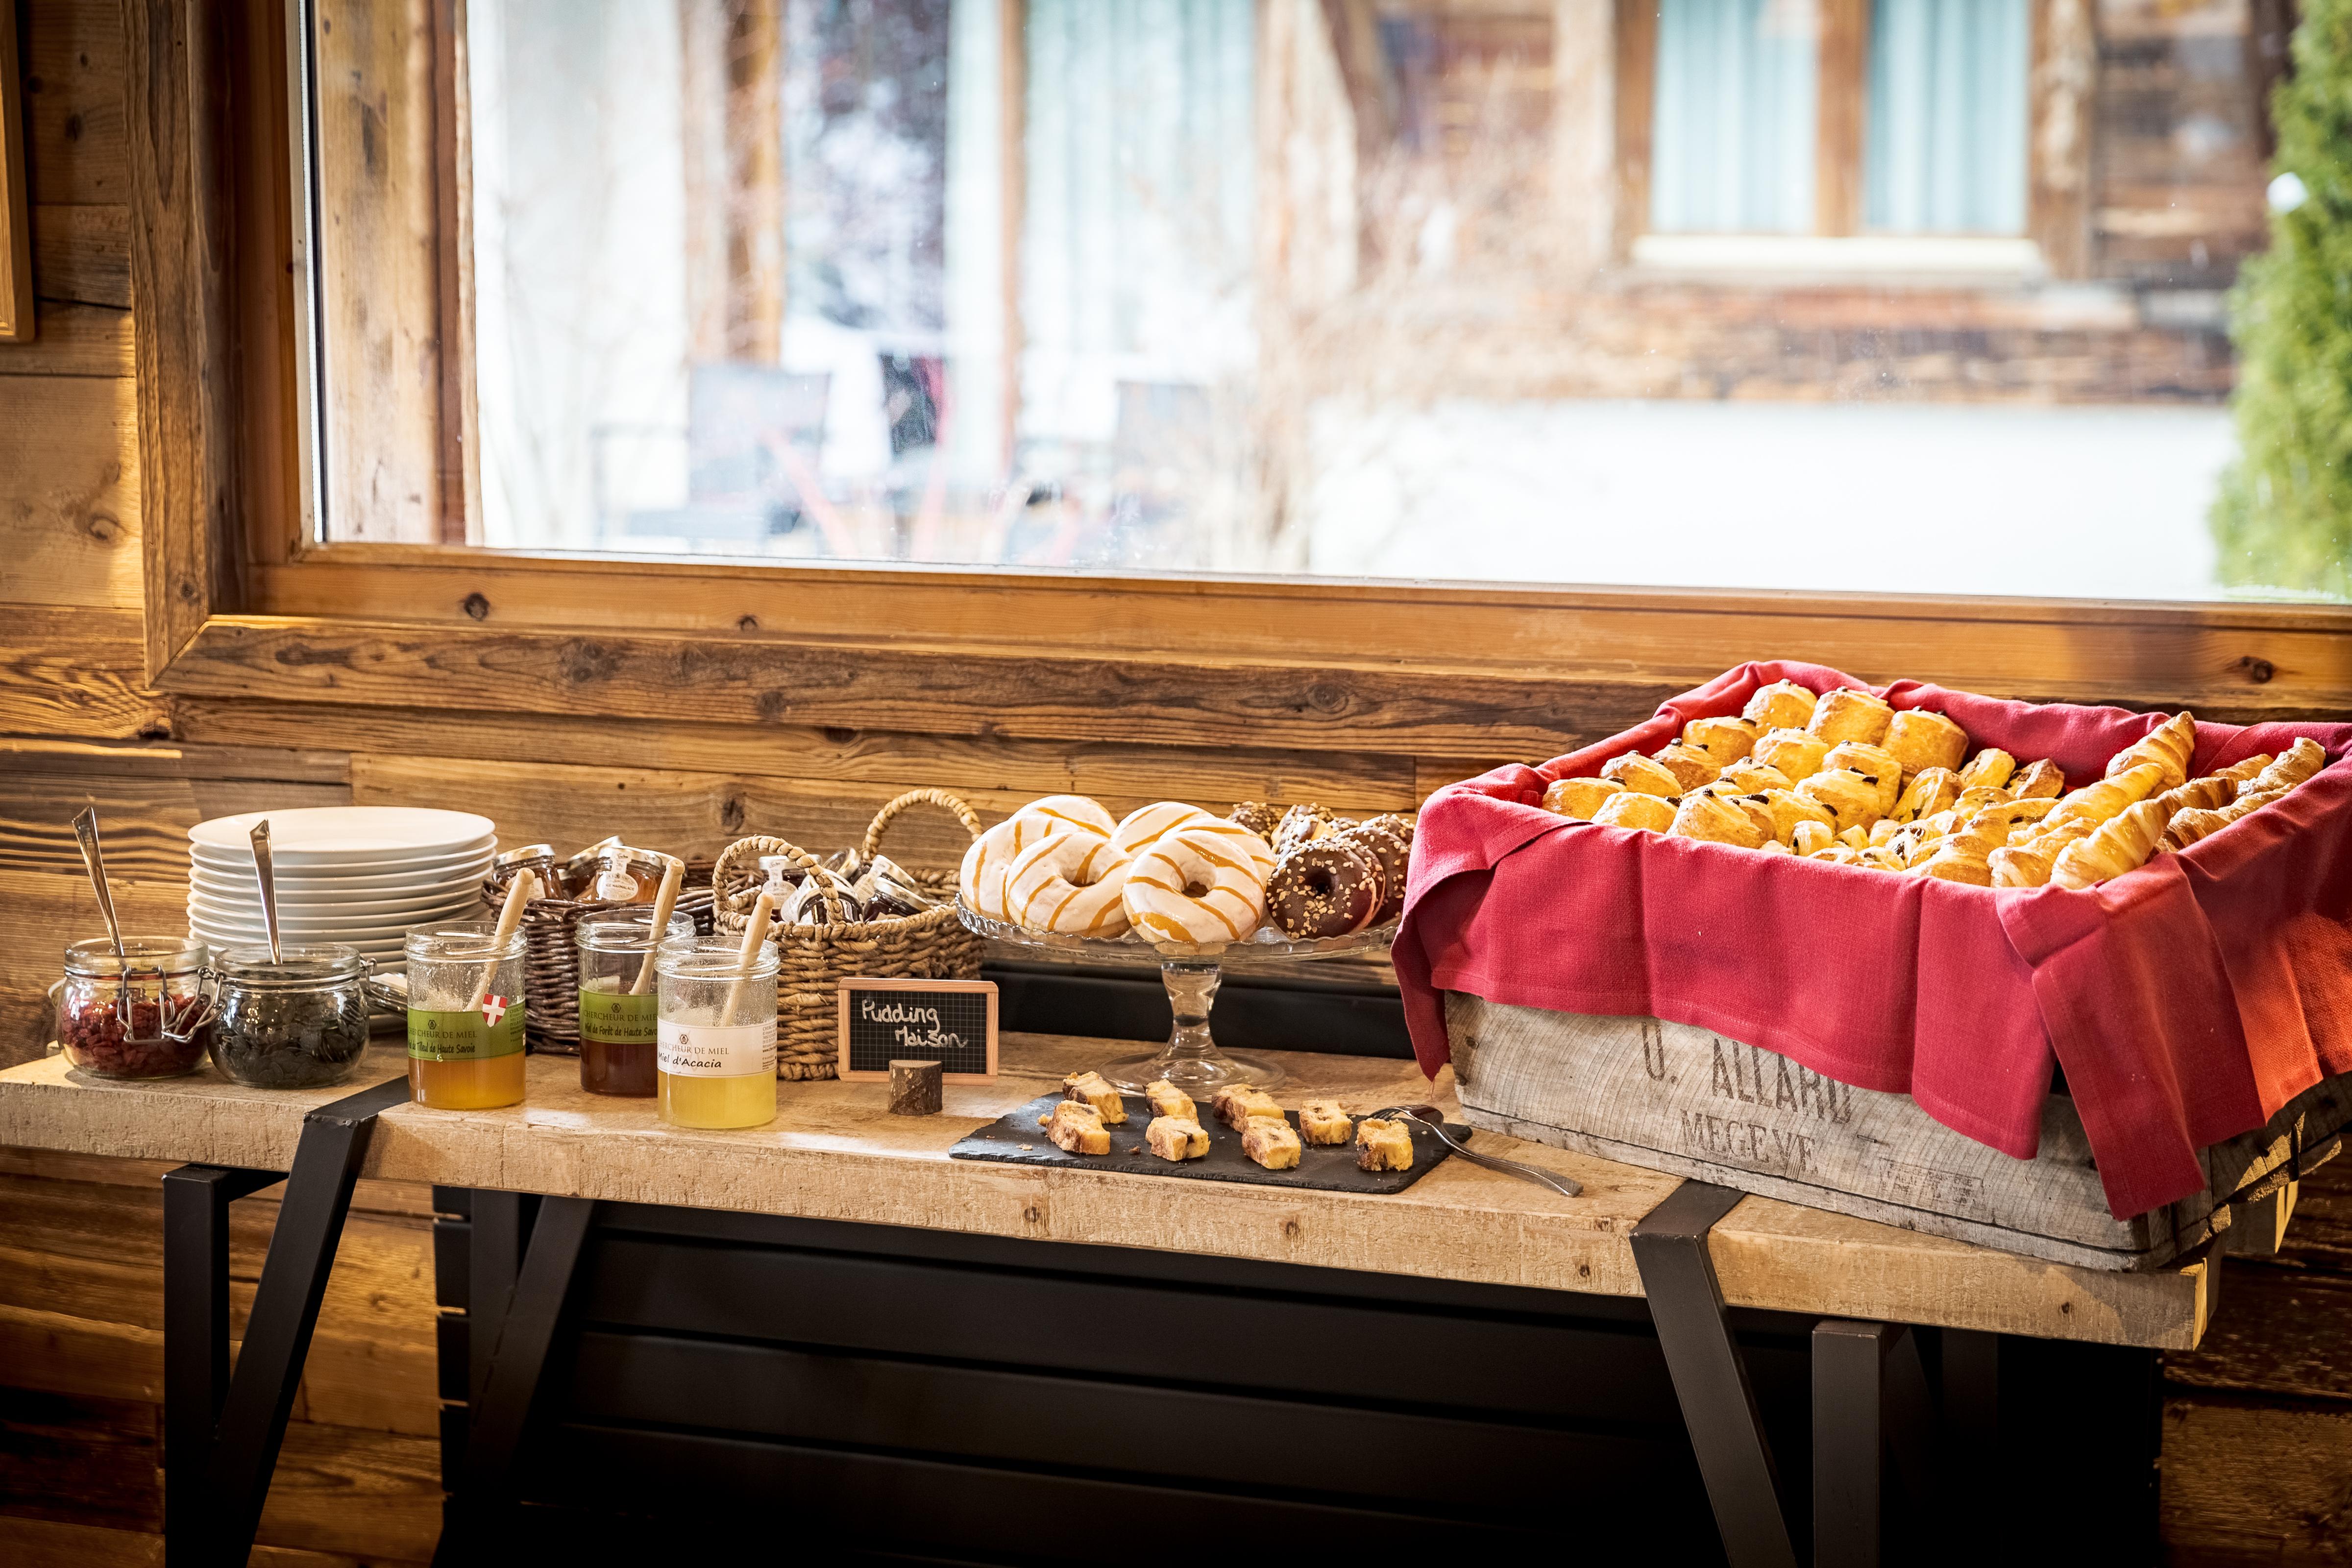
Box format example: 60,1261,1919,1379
207,944,374,1090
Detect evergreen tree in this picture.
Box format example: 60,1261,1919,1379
2211,0,2352,598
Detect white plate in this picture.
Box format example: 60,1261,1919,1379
187,884,483,919
187,859,493,896
190,908,463,939
190,807,497,862
191,837,496,875
192,935,409,962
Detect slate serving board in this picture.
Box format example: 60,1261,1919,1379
950,1090,1465,1194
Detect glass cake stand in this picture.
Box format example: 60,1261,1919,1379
958,904,1398,1093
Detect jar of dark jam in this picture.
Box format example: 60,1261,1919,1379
55,936,215,1079
208,944,374,1090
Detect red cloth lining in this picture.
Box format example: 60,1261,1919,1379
1394,661,2352,1219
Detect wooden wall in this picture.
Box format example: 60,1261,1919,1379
0,0,2347,1561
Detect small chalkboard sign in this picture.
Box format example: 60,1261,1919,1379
835,978,998,1082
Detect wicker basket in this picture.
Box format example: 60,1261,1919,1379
711,789,984,1081
482,859,718,1055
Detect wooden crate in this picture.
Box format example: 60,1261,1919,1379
1445,992,2351,1272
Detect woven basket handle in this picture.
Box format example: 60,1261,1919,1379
860,788,984,862
711,834,845,924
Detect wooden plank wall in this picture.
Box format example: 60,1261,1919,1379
0,1,2343,1561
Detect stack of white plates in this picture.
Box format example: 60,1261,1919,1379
187,808,497,968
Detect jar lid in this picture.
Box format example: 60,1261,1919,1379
563,835,627,875
215,943,367,987
492,844,558,868
64,935,207,977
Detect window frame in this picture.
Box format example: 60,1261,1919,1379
131,0,2352,761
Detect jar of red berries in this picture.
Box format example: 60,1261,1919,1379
54,937,217,1079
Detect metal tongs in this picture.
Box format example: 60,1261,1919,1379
1373,1103,1584,1199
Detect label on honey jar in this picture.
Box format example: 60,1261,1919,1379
658,1018,777,1078
408,1000,526,1062
578,989,657,1045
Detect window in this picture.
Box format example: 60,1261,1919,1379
295,0,2342,605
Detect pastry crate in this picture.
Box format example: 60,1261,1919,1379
1444,991,2351,1272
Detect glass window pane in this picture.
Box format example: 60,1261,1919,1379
1650,0,1819,234
1865,0,2029,234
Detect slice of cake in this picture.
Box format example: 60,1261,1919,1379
1211,1083,1284,1131
1355,1117,1413,1173
1297,1099,1353,1146
1242,1119,1302,1171
1145,1115,1209,1161
1045,1102,1110,1155
1145,1078,1196,1122
1062,1071,1127,1125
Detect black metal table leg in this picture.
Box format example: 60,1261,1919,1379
162,1164,283,1567
1813,1319,1938,1568
159,1074,410,1568
1630,1181,1800,1568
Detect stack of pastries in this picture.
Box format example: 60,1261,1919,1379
959,795,1415,944
1541,678,2330,889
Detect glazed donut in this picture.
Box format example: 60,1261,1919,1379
1180,816,1277,881
1010,794,1117,839
1004,830,1132,936
1109,801,1216,858
1122,825,1270,944
959,815,1079,921
1228,800,1283,838
1268,839,1383,938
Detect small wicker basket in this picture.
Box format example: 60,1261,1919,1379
481,859,718,1055
711,789,984,1080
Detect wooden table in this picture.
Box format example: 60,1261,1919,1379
0,1035,2221,1566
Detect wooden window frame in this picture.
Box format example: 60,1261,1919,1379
130,0,2350,776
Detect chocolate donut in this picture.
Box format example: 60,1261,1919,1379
1228,800,1283,838
1333,821,1410,921
1268,839,1383,939
1273,803,1339,857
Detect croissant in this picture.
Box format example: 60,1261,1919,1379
1836,825,1872,850
2047,762,2167,830
1951,784,2014,820
1652,743,1724,793
1894,767,1962,823
1867,817,1906,847
2239,737,2327,798
2106,712,2196,790
1756,788,1836,845
1601,753,1684,798
1809,688,1895,746
2051,799,2176,889
2162,787,2284,851
2156,775,2236,815
1990,818,2096,887
1743,680,1818,732
1681,716,1761,767
1592,790,1677,833
1800,769,1887,833
1790,820,1836,856
1915,842,1993,885
1542,777,1623,820
1960,798,2056,850
1753,728,1831,783
1957,749,2017,791
1883,710,1968,782
1670,792,1768,850
2217,753,2273,789
2010,759,2066,800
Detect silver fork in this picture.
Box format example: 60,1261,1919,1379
1372,1104,1584,1199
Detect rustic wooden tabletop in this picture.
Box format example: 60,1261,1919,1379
0,1031,2218,1348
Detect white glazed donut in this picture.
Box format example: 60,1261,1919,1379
959,815,1078,921
1004,831,1132,936
1121,825,1270,944
1108,801,1216,858
1009,794,1117,839
1172,817,1275,881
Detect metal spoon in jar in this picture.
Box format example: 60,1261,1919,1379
250,820,283,966
71,807,132,1016
1371,1103,1584,1199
